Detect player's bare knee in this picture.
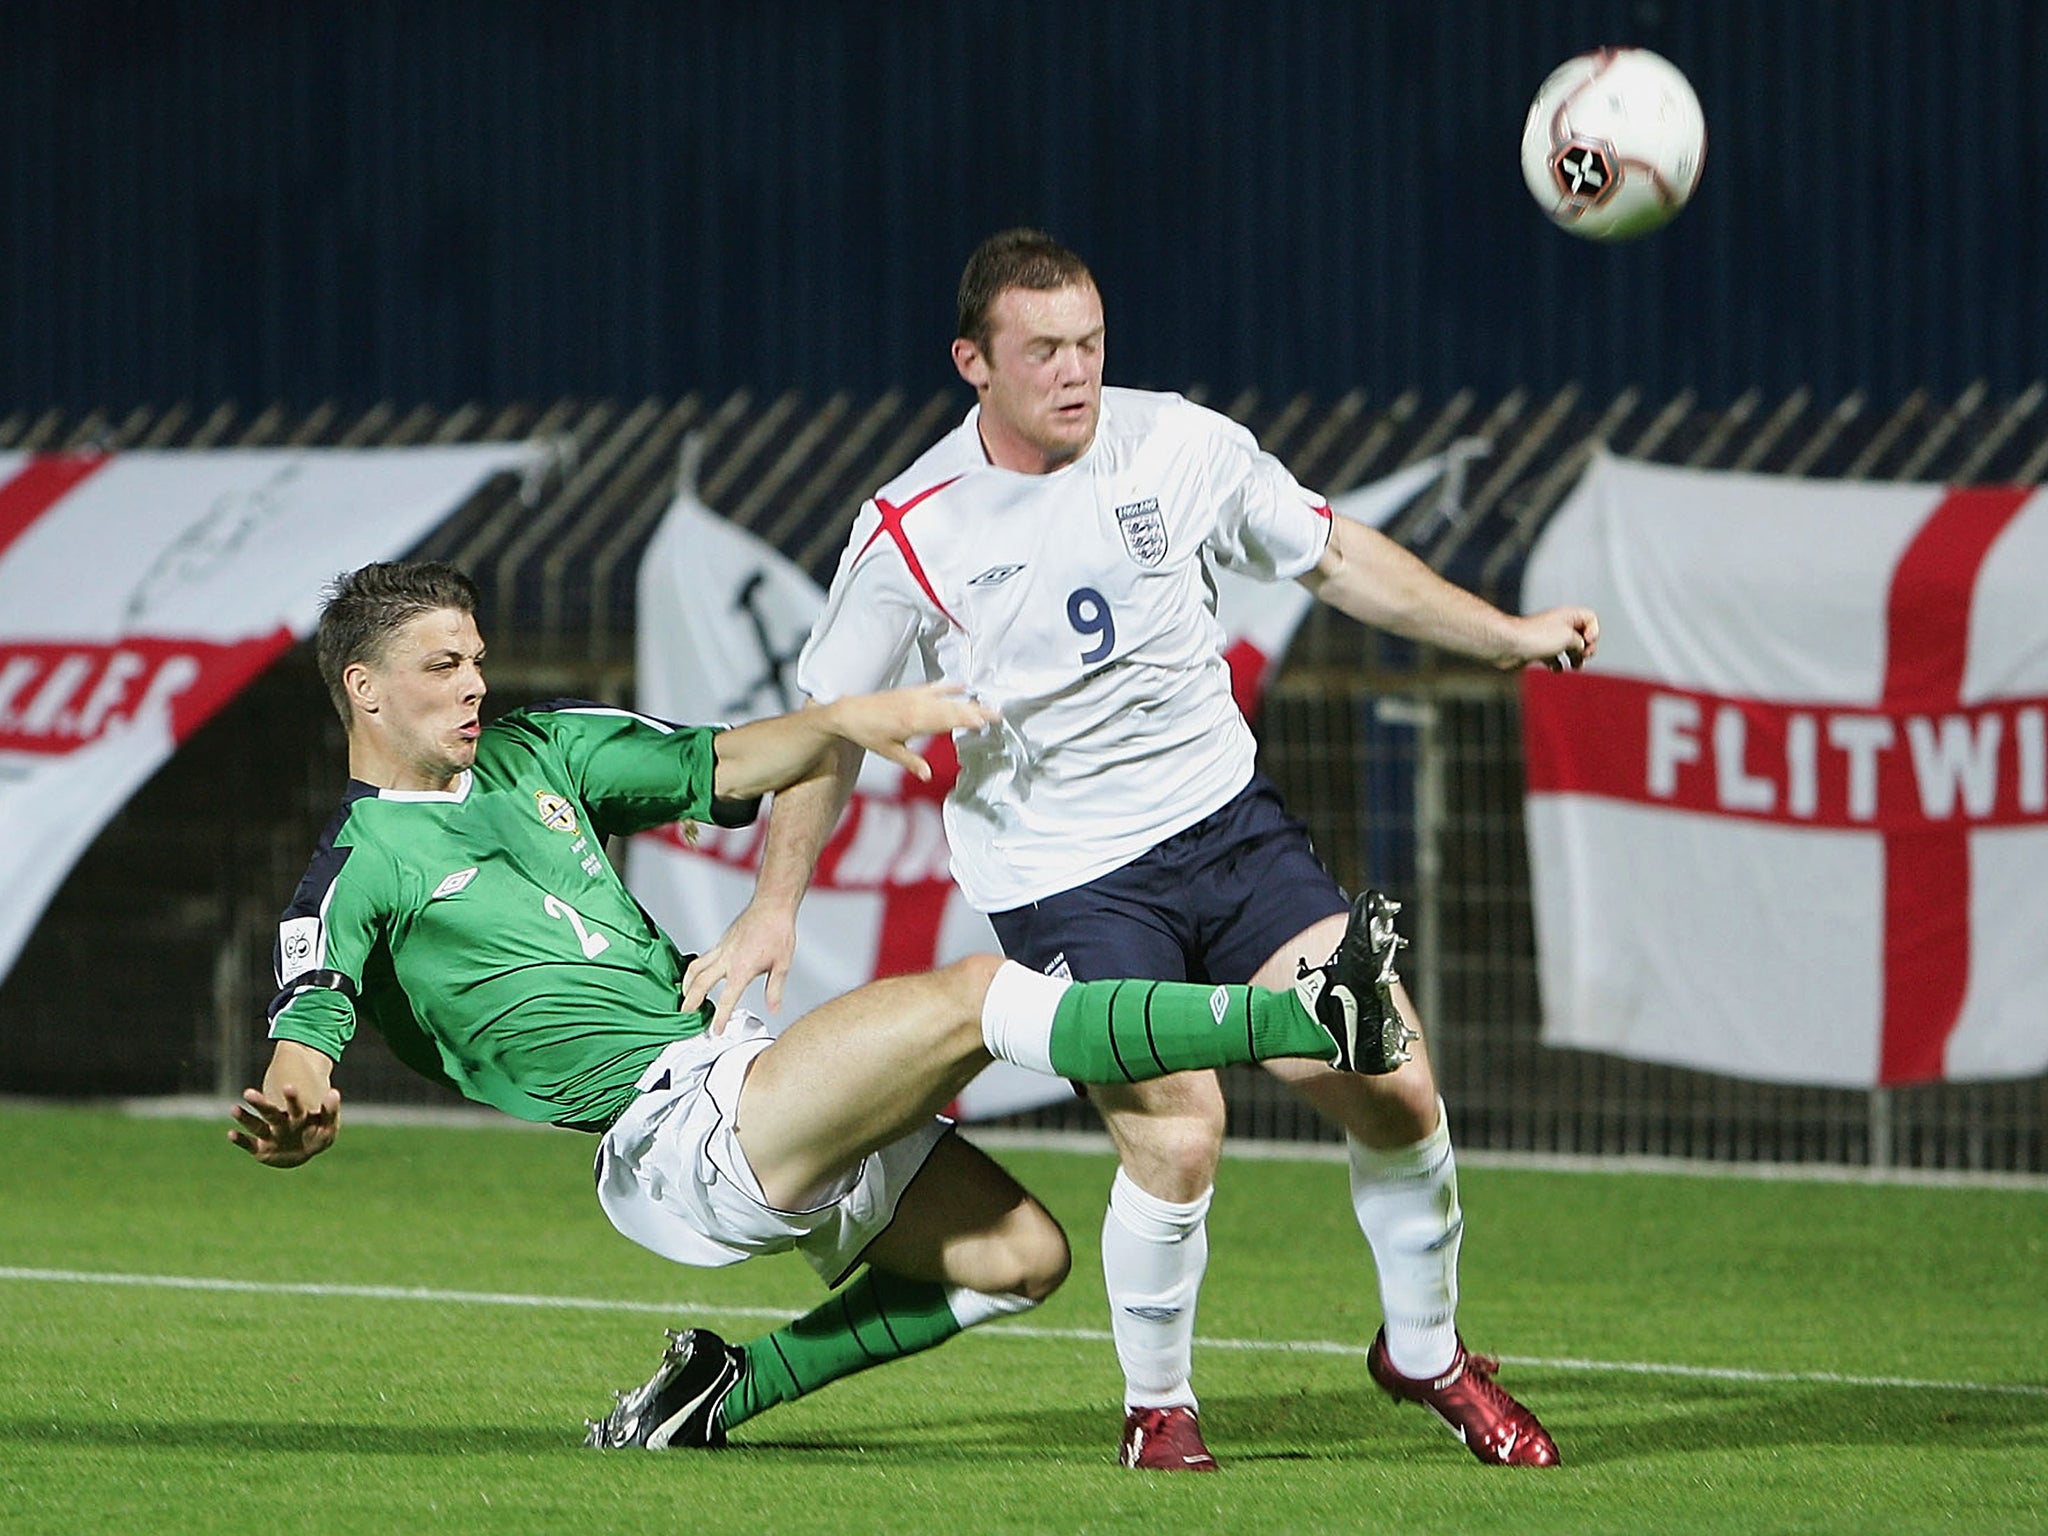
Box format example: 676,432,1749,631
894,955,1006,1059
1003,1200,1072,1302
937,953,1007,1024
1119,1106,1225,1194
947,952,1007,1001
1164,1117,1226,1186
1287,1059,1439,1145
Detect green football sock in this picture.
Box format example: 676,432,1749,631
721,1268,964,1432
1046,978,1337,1083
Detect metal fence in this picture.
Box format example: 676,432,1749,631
1217,670,2048,1173
2,387,2044,1170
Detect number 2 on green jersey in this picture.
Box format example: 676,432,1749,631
542,893,611,959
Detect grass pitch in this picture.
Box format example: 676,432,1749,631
2,1101,2044,1534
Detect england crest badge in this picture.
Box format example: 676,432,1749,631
1115,497,1168,567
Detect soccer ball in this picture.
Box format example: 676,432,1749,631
1520,47,1705,241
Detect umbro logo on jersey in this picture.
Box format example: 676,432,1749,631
431,867,479,900
968,562,1026,587
535,791,579,834
1115,497,1168,567
1209,986,1230,1025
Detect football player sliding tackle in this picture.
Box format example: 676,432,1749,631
229,559,1415,1453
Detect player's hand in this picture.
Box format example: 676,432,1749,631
824,684,998,781
682,901,798,1033
1506,606,1600,672
227,1082,341,1168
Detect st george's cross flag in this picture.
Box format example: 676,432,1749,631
0,444,542,990
1521,451,2048,1088
628,457,1447,1118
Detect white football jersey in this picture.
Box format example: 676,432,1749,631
797,387,1332,910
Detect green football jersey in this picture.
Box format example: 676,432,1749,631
267,703,757,1130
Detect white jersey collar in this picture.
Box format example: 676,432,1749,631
371,769,474,804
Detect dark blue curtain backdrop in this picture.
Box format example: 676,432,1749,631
3,1,2041,410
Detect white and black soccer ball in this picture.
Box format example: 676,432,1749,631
1520,46,1706,241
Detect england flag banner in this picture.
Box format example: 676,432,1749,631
629,458,1446,1118
1521,450,2048,1088
0,444,541,988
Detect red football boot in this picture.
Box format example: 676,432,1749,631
1119,1405,1220,1471
1367,1330,1560,1466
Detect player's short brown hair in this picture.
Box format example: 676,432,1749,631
315,560,480,727
956,228,1096,356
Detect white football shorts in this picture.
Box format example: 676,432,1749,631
593,1012,951,1284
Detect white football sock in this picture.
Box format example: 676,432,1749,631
1349,1100,1463,1380
1103,1166,1211,1412
978,959,1068,1074
944,1286,1040,1330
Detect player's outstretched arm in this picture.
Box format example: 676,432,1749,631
228,1041,341,1168
1301,515,1599,670
691,686,994,1031
711,683,995,801
683,728,862,1032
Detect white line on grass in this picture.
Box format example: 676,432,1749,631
97,1097,2048,1191
7,1265,2044,1399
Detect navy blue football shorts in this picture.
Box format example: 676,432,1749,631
987,772,1351,986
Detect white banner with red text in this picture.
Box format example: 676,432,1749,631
627,460,1445,1119
0,444,542,987
1521,451,2048,1087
